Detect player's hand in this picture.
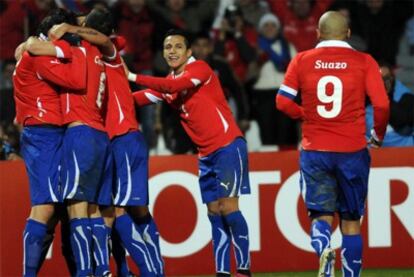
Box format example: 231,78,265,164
48,23,71,41
368,136,382,148
14,41,27,61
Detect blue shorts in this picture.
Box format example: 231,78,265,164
198,137,251,204
111,131,149,206
20,125,64,206
300,149,370,219
61,125,112,205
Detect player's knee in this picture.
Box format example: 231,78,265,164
207,200,220,215
341,219,361,235
115,206,127,217
66,200,88,218
128,205,149,218
30,204,55,223
218,197,239,216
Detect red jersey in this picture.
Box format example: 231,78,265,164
59,41,106,131
276,40,389,152
132,57,242,156
13,49,86,126
104,46,139,139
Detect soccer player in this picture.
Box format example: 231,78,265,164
49,9,165,276
13,10,86,277
127,29,252,277
27,12,113,276
276,11,390,277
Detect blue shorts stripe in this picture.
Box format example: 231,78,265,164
20,126,65,205
61,125,111,204
112,131,149,206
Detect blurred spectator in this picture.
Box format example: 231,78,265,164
333,3,367,51
237,0,270,28
213,4,258,84
113,0,159,150
268,0,333,52
366,62,414,147
148,0,219,49
253,13,298,146
54,0,113,13
160,102,196,154
191,33,250,133
0,0,55,62
352,0,413,66
0,121,22,161
211,0,235,30
396,16,414,92
113,0,154,74
0,60,16,124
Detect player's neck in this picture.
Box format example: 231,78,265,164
173,64,186,75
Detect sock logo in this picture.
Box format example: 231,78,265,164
238,235,249,241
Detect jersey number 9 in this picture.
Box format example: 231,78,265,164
316,75,343,119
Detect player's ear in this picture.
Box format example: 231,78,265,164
187,48,192,58
316,29,321,41
347,28,351,39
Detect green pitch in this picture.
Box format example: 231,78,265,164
249,269,414,277
186,269,414,277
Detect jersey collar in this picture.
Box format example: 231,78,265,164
172,56,196,78
316,40,353,49
187,56,196,64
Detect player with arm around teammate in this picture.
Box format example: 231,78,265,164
127,29,252,277
276,11,389,277
27,10,114,276
13,9,87,277
48,8,165,276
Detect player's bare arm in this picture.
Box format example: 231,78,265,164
14,42,26,61
25,36,58,57
49,23,115,59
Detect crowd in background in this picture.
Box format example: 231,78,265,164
1,0,413,160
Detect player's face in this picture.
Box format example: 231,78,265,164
163,35,192,73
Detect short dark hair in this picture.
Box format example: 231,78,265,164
164,29,190,48
84,8,114,36
36,8,77,37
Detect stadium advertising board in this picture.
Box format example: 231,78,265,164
1,147,413,276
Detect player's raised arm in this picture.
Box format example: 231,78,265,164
49,20,116,60
276,56,305,120
365,56,390,145
128,61,211,94
132,89,164,106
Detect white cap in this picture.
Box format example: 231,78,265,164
258,13,281,31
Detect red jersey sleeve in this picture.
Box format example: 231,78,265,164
133,89,164,106
365,55,390,140
53,40,72,59
34,47,86,90
133,60,211,94
276,55,304,119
